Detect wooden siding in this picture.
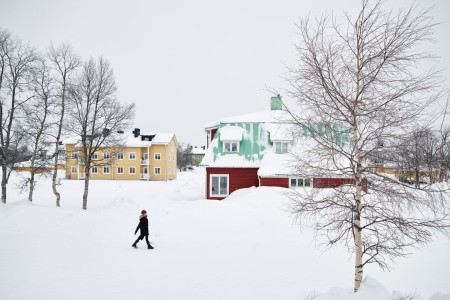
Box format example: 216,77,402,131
260,177,289,188
313,177,368,192
206,167,259,200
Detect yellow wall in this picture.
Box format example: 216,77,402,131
65,136,177,181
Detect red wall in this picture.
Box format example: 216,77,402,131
260,177,289,188
211,129,217,141
313,177,368,192
206,167,259,200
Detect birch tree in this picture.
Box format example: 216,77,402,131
66,57,135,210
47,44,80,207
0,29,37,204
22,57,54,202
286,0,449,291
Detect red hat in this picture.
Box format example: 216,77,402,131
141,210,147,215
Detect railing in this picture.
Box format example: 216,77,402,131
140,173,149,180
140,159,149,165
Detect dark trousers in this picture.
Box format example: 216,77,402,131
133,234,150,247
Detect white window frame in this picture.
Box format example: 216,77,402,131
103,152,110,159
210,174,229,197
154,167,161,175
91,166,98,174
289,177,312,188
154,153,161,160
117,167,124,174
71,152,78,160
274,142,289,154
223,141,239,153
117,152,124,160
129,152,136,160
103,166,110,174
93,152,98,160
129,166,136,174
71,166,77,174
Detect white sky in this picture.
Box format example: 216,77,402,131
1,0,449,145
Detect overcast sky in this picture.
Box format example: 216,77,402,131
1,0,449,145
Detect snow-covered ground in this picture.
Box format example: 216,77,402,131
1,169,449,300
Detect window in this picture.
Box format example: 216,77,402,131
71,152,78,160
103,166,110,174
103,152,110,159
91,166,98,174
117,167,124,174
71,166,77,174
117,153,124,160
290,178,312,188
129,167,136,174
93,152,98,160
154,167,161,175
275,142,289,154
223,142,239,152
129,152,136,160
210,174,229,196
154,153,161,160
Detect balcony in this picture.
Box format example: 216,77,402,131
140,159,149,165
140,173,149,180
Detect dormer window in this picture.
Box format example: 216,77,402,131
274,142,289,154
223,141,239,152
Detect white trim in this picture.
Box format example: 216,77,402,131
129,166,136,174
71,166,77,174
103,166,110,174
154,167,161,175
289,177,312,188
91,166,98,174
93,152,98,160
209,174,229,197
129,152,136,160
117,152,124,160
117,166,124,174
154,153,161,160
222,141,239,153
103,152,110,159
274,142,289,154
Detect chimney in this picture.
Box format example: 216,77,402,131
270,95,283,110
132,128,140,138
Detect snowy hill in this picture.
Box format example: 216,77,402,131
0,169,449,300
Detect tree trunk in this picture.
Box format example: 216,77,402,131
353,127,363,292
28,171,35,202
1,165,6,204
52,144,61,207
82,174,89,210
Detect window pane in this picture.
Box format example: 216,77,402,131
220,176,228,195
282,143,288,153
290,178,296,187
224,143,230,152
231,143,238,152
211,176,219,195
276,143,281,153
298,178,303,186
304,178,311,187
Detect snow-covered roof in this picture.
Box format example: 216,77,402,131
264,123,295,141
219,125,244,141
205,110,295,129
64,133,175,147
191,147,206,155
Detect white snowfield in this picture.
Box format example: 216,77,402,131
0,169,449,300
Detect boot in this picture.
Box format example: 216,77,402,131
132,242,138,248
148,244,154,249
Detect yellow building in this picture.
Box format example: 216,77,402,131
65,130,177,181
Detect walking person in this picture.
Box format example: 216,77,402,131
132,210,154,249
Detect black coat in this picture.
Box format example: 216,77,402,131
135,216,149,236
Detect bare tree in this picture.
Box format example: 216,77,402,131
177,143,194,171
0,29,38,204
47,43,80,207
66,57,135,210
21,57,54,202
286,0,449,292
